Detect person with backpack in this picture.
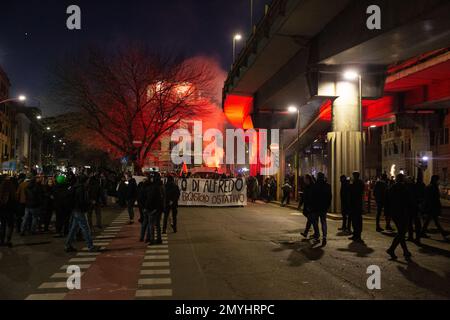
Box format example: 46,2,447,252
163,175,181,234
65,175,99,253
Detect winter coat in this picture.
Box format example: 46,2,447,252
424,184,441,217
165,182,180,205
373,180,388,204
25,181,43,209
386,182,410,222
349,179,365,215
311,180,332,214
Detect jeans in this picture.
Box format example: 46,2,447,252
127,199,135,221
140,210,152,241
281,192,290,206
88,203,102,229
304,212,320,239
65,210,94,250
317,211,328,240
389,217,410,255
351,212,363,240
163,203,178,232
21,208,40,234
149,210,162,243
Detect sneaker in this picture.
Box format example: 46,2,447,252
404,252,412,260
321,239,327,247
386,249,397,260
300,232,308,238
88,246,101,252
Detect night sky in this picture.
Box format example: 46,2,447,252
0,0,267,115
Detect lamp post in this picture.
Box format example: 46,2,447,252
288,105,300,200
250,0,254,31
232,34,242,64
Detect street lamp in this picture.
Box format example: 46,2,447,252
36,115,42,120
288,105,301,201
232,34,243,64
0,95,27,104
46,127,51,131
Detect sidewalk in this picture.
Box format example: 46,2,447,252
266,199,450,224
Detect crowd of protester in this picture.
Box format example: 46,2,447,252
0,169,181,251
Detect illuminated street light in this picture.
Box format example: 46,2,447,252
46,127,51,131
232,34,243,63
343,70,359,81
288,105,298,113
36,115,42,120
422,156,429,162
18,95,27,101
370,125,377,128
0,95,27,104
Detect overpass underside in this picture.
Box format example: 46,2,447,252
223,0,450,212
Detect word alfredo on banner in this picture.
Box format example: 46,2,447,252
177,178,247,207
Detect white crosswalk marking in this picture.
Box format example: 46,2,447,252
138,278,172,285
142,261,170,267
140,270,170,275
26,293,66,300
144,255,170,260
61,264,91,270
146,250,169,254
69,257,97,263
136,289,173,298
51,272,85,279
39,282,68,289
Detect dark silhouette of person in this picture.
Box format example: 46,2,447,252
311,172,332,247
349,172,365,242
300,175,318,240
339,175,351,233
373,174,389,232
386,174,412,260
421,175,449,241
408,171,425,244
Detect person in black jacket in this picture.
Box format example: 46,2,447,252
421,175,449,241
310,172,332,247
386,174,412,260
53,176,72,238
349,172,365,242
339,175,351,234
163,175,181,234
374,174,389,232
0,175,17,247
300,175,317,239
87,174,103,230
20,177,43,235
41,177,55,232
125,172,137,224
407,173,425,244
142,173,163,245
65,175,99,253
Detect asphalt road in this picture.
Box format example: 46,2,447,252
1,202,449,300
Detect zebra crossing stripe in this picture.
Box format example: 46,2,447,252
144,255,170,260
26,293,66,300
138,278,172,285
61,264,91,270
69,257,97,263
38,282,68,289
140,270,170,275
136,289,173,298
51,272,85,279
142,261,170,267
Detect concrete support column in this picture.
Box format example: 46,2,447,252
327,78,364,213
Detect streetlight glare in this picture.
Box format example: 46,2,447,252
36,115,42,120
46,127,51,131
343,70,359,80
234,34,242,41
288,106,298,113
18,95,27,101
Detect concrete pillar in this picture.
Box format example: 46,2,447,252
327,79,364,213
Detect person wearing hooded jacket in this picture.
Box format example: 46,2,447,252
163,175,181,234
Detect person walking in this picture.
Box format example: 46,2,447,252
139,176,151,242
386,174,412,260
143,173,163,245
311,173,332,247
21,177,43,235
53,175,71,238
339,175,352,234
163,175,181,234
374,174,392,232
0,175,17,247
42,177,55,232
15,174,29,233
125,173,137,224
281,178,292,207
421,175,449,241
65,175,99,253
87,174,103,230
407,173,424,244
300,175,319,241
349,172,365,242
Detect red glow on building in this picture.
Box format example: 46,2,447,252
224,94,254,129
